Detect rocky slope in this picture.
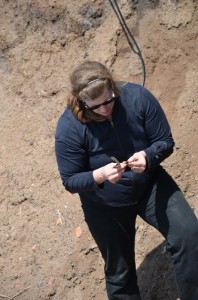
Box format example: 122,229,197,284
0,0,197,299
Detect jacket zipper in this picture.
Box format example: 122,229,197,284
109,120,128,161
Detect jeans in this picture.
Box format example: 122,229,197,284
82,167,198,300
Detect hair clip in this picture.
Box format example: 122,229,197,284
86,78,105,87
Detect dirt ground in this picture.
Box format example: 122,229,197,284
0,0,197,299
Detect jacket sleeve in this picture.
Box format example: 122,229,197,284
140,87,175,170
55,115,98,193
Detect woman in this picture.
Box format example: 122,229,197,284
55,61,198,300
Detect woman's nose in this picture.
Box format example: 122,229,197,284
98,105,109,112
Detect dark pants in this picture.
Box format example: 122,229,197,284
82,167,198,300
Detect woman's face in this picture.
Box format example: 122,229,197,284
84,88,115,118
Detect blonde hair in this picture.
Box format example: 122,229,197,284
67,61,120,123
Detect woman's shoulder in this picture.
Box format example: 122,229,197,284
118,82,157,103
118,81,143,92
117,82,144,103
55,107,85,139
61,107,86,125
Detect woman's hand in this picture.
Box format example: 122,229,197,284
93,162,127,185
127,151,147,173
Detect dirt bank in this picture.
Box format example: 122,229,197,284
0,0,197,299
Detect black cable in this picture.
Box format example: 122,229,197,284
108,0,146,86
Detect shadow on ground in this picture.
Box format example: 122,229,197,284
137,242,179,300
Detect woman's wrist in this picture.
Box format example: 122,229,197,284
140,150,147,158
93,167,106,185
140,150,148,171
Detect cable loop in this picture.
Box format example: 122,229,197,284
108,0,146,86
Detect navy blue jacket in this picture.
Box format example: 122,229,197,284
55,83,174,207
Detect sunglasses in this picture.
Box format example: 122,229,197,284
82,92,118,111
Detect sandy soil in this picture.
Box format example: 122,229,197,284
0,0,197,299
